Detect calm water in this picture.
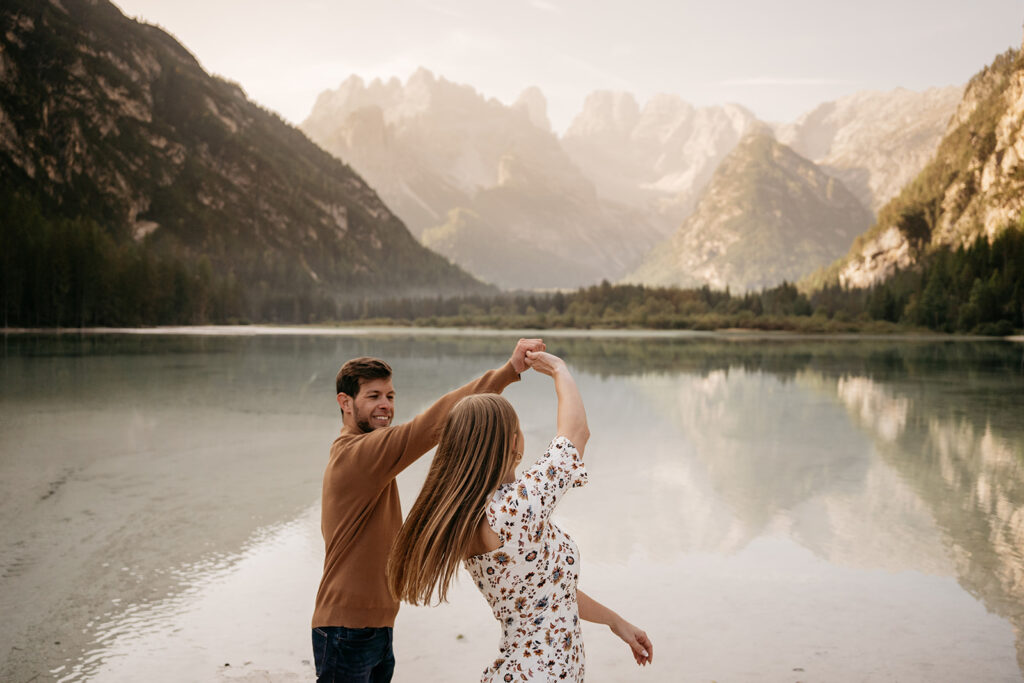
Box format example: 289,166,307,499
1,330,1023,682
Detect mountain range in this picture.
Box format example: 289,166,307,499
4,0,1017,317
300,71,663,289
774,86,963,213
303,72,962,291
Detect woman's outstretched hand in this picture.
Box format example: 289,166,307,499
524,350,567,377
611,617,654,666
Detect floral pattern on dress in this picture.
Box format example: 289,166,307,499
464,436,588,682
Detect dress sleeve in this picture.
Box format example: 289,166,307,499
508,436,587,544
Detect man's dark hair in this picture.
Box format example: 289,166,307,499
336,357,393,398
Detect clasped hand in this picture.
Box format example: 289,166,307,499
510,338,545,373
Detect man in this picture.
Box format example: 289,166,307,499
312,338,545,682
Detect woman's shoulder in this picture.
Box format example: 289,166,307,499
534,435,584,470
547,434,578,452
520,435,588,496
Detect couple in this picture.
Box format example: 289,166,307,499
312,339,652,682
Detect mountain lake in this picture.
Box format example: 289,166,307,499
1,328,1022,682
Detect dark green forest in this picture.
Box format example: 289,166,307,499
0,189,340,326
3,184,1021,333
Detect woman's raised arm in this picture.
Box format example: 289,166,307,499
525,351,590,453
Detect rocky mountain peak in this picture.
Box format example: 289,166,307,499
513,85,550,132
565,90,641,138
301,68,663,289
562,93,758,231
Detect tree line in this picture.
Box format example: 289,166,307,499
2,186,1021,335
340,220,1024,335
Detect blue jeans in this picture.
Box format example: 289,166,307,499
312,626,395,683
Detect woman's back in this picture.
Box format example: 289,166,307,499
464,435,588,682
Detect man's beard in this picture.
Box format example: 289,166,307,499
354,408,389,433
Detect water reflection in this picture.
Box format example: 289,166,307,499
1,332,1022,681
832,371,1024,672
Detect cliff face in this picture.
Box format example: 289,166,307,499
0,0,485,300
300,71,662,289
775,86,962,213
624,130,872,292
820,48,1024,289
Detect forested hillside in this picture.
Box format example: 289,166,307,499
0,0,486,326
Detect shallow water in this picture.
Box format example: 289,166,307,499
1,331,1023,682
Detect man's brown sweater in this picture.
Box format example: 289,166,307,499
312,361,521,628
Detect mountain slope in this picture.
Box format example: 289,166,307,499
0,0,485,320
813,46,1024,289
775,87,962,213
625,130,872,292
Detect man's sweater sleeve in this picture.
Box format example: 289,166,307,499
354,361,521,483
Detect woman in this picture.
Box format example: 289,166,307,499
388,351,652,681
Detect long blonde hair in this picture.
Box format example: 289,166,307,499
388,393,519,605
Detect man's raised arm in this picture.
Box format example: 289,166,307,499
362,338,544,480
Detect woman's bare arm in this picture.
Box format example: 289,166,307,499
524,351,590,453
577,589,653,666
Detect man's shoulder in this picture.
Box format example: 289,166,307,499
329,425,400,456
330,431,361,454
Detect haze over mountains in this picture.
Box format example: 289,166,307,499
301,70,663,289
775,86,964,212
561,91,758,232
303,71,961,291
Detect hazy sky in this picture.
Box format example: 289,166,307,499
112,0,1022,132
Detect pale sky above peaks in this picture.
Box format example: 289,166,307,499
112,0,1022,132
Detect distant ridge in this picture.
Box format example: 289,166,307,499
561,91,759,231
625,129,872,292
775,86,963,213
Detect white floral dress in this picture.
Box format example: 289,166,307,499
464,436,588,682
